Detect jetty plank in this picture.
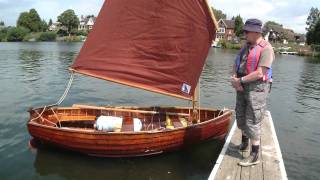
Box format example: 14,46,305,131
209,111,288,180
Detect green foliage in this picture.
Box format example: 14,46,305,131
6,27,29,42
70,29,88,36
218,39,242,50
219,39,227,48
63,35,83,42
17,8,42,32
264,21,283,27
48,19,53,27
57,9,80,35
0,21,4,26
306,7,320,31
306,7,320,46
212,8,226,20
17,12,30,28
0,27,8,41
37,32,57,41
307,19,320,45
41,19,48,32
233,15,244,37
57,29,68,36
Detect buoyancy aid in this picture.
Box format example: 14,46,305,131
235,40,272,81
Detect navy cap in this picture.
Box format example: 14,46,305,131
243,19,263,33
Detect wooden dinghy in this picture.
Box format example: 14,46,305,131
28,105,232,157
27,0,232,157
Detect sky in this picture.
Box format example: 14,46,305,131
0,0,319,33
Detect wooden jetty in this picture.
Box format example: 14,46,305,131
208,111,288,180
279,51,298,55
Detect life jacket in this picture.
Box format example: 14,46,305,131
235,40,272,81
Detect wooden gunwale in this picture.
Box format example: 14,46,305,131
28,108,232,135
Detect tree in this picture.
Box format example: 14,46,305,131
0,27,8,41
0,21,4,26
17,8,42,32
233,15,244,37
307,19,320,45
28,9,42,31
6,27,29,42
17,12,30,28
41,19,48,32
306,7,320,31
264,21,283,28
48,19,53,27
212,7,226,20
306,7,320,45
57,9,79,36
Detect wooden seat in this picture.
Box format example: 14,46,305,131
172,118,183,128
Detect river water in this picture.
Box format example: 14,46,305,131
0,42,319,180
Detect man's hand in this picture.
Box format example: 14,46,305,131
231,76,243,91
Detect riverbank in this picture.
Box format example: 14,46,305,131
216,40,320,58
0,27,87,42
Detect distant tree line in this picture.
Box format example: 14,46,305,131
0,8,84,42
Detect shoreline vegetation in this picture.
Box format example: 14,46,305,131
217,40,320,58
0,7,319,58
212,6,320,58
0,8,88,43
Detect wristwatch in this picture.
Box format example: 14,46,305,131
240,77,245,85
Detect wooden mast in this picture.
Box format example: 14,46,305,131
204,0,219,29
192,83,200,124
190,0,218,124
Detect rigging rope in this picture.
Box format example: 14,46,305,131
30,72,75,121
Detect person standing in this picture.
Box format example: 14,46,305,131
231,19,275,166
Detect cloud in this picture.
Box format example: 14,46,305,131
209,0,320,33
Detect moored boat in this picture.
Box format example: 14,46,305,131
28,105,231,157
27,0,232,157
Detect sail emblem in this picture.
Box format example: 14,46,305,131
181,83,191,94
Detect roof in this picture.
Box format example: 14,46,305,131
218,19,235,29
224,20,235,29
80,15,97,26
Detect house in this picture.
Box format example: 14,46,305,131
264,24,297,44
215,19,236,41
48,22,67,32
295,34,306,46
48,22,59,31
79,15,96,31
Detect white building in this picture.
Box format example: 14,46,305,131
79,15,96,31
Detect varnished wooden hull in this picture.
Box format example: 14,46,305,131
27,106,232,157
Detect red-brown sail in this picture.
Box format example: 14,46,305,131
70,0,217,99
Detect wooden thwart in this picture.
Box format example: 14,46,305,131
72,104,190,117
209,111,288,180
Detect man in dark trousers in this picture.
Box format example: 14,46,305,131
231,19,274,166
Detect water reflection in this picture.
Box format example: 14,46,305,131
296,60,320,111
19,50,44,82
33,140,224,180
